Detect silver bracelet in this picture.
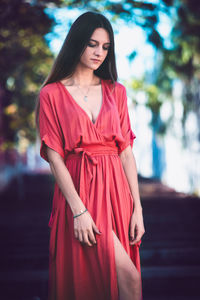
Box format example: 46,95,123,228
73,208,88,219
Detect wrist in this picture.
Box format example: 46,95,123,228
133,204,143,212
73,208,88,219
69,202,86,216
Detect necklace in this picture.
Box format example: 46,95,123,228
75,77,97,102
75,84,91,102
63,77,100,102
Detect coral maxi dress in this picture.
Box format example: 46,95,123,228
39,78,142,300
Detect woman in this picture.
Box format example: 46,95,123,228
35,11,145,300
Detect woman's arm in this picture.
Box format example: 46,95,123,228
47,146,86,216
119,145,145,245
119,145,142,211
46,146,101,246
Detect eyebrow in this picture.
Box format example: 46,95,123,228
89,38,111,45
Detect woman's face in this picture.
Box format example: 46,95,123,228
79,28,110,71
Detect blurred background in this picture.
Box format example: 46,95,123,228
0,0,200,299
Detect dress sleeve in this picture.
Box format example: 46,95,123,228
39,88,65,162
117,85,136,154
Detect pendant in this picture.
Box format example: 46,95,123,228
84,95,88,102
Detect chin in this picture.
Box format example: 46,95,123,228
88,65,101,71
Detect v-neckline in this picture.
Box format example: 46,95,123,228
58,79,104,127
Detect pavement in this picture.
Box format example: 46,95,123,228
0,173,199,300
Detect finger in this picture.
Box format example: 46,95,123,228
129,233,135,242
88,230,97,245
129,223,136,241
129,224,139,244
130,230,142,245
74,229,78,239
92,222,101,235
131,238,141,245
82,232,93,247
78,231,83,243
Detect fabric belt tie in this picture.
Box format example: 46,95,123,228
66,144,118,203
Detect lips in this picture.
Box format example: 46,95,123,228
91,59,101,63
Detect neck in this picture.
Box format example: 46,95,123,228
71,65,99,86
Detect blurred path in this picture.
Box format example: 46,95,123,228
139,177,200,300
0,173,199,300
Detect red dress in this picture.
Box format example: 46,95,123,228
39,79,142,300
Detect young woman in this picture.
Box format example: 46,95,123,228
35,11,145,300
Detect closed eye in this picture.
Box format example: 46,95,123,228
87,42,96,48
87,42,110,51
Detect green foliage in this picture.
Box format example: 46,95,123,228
0,0,59,147
0,0,170,150
160,0,200,79
129,78,168,135
128,0,200,143
157,0,200,143
62,0,165,48
130,78,162,113
1,0,200,151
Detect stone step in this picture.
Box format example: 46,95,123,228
2,246,199,269
0,265,200,300
142,265,200,278
140,247,200,266
142,266,200,299
1,174,199,299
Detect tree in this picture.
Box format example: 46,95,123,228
0,0,173,150
0,0,63,149
156,0,200,145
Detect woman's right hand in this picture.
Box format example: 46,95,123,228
73,211,102,246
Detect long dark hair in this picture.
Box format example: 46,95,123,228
35,11,118,129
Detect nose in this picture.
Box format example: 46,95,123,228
94,45,103,57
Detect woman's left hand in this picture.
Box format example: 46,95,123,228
129,207,145,245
